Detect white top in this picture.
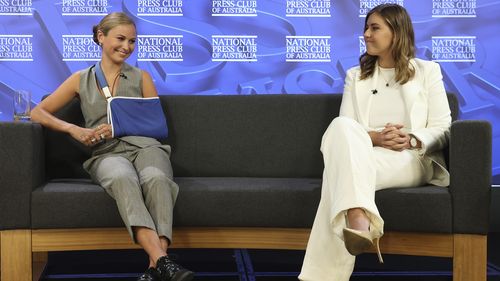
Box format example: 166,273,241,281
368,67,409,131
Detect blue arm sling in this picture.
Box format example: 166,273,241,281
94,62,168,139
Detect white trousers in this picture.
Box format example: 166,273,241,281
299,117,432,281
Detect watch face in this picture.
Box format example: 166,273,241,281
410,137,417,147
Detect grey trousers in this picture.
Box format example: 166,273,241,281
84,138,179,243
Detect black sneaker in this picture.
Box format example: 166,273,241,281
156,255,194,281
137,267,160,281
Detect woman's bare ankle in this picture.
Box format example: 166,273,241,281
347,208,370,231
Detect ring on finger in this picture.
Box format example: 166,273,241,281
100,133,105,140
91,138,97,143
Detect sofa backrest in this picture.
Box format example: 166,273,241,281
45,94,458,180
163,94,341,178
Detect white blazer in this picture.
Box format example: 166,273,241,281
339,58,452,186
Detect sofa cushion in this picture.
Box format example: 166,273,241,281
31,177,322,229
31,178,452,233
376,186,452,233
31,179,122,229
173,177,321,227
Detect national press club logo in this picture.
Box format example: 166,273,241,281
431,36,476,62
286,0,331,17
212,0,257,16
359,0,404,17
286,36,331,62
0,0,32,15
432,0,476,18
137,35,183,61
359,36,365,55
0,35,33,61
137,0,183,16
212,35,257,62
62,35,100,61
61,0,109,16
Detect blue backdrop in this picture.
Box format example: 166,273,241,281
0,0,499,183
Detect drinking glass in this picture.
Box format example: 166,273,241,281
13,90,31,121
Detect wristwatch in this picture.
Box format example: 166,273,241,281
409,135,418,149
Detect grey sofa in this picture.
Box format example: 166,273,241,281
0,94,492,281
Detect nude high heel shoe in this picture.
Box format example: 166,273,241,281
343,214,384,263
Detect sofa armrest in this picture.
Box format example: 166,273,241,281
0,122,45,230
449,120,492,234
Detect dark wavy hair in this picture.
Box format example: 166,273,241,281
359,4,415,84
92,12,136,45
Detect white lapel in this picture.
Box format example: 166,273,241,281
352,67,379,127
400,59,426,130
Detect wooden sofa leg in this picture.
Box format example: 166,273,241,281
1,230,33,281
33,252,48,281
453,234,487,281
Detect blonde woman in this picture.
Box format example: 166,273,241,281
31,12,193,281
